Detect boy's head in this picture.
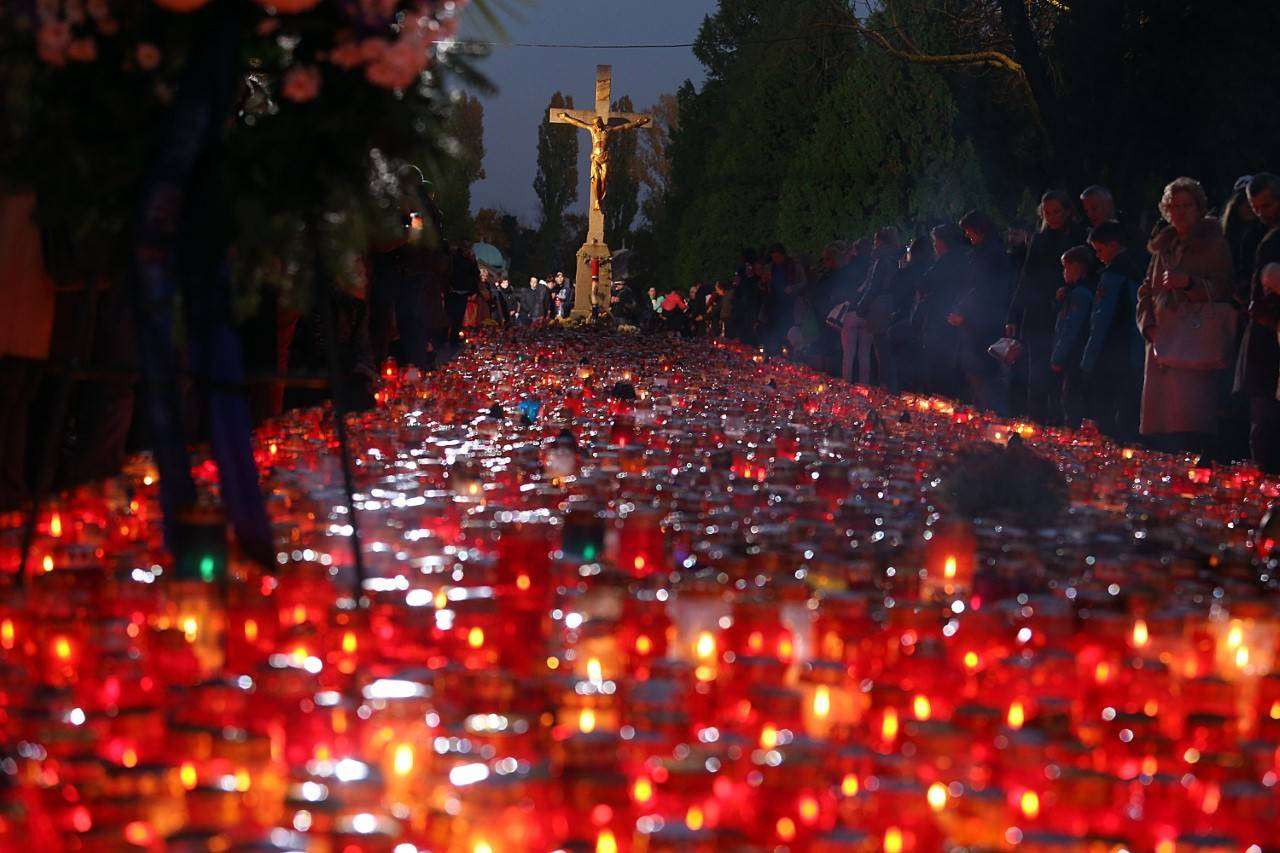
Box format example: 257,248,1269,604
1086,220,1127,265
1060,245,1096,284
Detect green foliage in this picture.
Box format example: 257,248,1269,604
0,2,484,311
603,95,640,248
777,6,995,247
533,91,579,272
433,92,487,243
651,0,1280,286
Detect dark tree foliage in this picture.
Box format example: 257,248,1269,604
603,95,641,248
435,92,486,242
533,91,579,273
650,0,1280,287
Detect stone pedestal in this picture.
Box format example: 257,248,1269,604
572,240,613,319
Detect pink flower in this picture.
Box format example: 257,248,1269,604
356,0,399,27
37,22,71,66
66,37,97,63
281,64,322,103
359,37,388,62
365,40,425,91
136,43,161,71
328,40,365,69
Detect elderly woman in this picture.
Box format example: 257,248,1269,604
1136,177,1235,453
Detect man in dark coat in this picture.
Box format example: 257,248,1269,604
368,210,448,371
1010,193,1087,423
445,243,480,351
916,224,969,398
1083,221,1145,443
845,228,905,389
729,251,764,344
953,212,1012,415
1235,174,1280,473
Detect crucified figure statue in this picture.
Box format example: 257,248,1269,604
556,112,651,212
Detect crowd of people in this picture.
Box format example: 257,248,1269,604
483,272,576,327
4,171,1280,512
644,176,1280,474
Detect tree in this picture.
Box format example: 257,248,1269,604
602,95,642,247
533,91,578,272
474,207,510,255
636,93,679,227
434,91,486,242
777,4,995,247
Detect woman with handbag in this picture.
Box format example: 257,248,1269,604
1136,177,1237,454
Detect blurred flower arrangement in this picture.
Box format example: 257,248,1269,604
0,0,485,308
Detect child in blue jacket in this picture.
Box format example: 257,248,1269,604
1083,221,1146,442
1051,246,1098,428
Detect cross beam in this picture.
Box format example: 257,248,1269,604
548,65,648,129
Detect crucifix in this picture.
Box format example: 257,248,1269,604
549,65,651,316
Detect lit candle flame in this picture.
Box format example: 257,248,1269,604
1226,621,1244,649
393,743,414,776
760,724,779,749
468,627,485,649
943,555,957,579
595,830,618,853
695,631,715,660
587,657,603,685
840,774,859,797
1,619,14,650
342,631,357,655
1020,790,1040,818
579,708,596,733
633,777,653,803
1007,701,1025,730
927,782,947,811
813,685,831,719
912,694,932,721
50,513,62,538
1132,618,1149,648
881,707,898,741
885,827,904,853
244,619,258,643
181,617,199,643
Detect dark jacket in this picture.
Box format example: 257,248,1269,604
954,240,1010,377
1234,225,1280,397
916,250,969,366
854,247,905,329
729,274,764,343
531,282,554,321
1013,224,1086,336
1051,279,1094,369
448,251,480,297
1080,249,1144,376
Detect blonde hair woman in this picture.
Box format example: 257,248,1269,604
1135,177,1235,453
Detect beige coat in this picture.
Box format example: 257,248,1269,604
1136,217,1235,436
